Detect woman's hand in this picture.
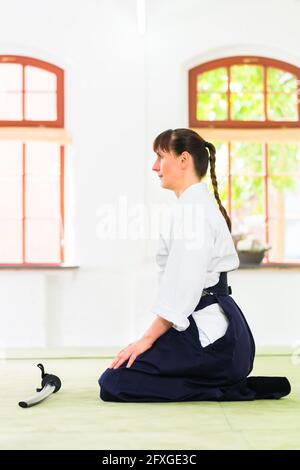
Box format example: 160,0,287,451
109,337,154,369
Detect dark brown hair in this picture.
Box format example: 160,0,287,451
153,128,232,232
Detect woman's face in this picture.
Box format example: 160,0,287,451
152,148,182,191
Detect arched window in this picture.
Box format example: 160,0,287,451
189,56,300,128
0,55,66,265
189,56,300,264
0,55,63,126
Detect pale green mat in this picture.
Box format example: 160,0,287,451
0,355,299,450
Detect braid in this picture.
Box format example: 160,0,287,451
205,141,232,233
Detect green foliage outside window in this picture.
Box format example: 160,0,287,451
206,141,300,223
196,64,299,121
197,62,300,258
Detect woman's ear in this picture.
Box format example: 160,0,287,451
180,151,191,168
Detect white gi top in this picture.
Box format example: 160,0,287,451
150,180,240,347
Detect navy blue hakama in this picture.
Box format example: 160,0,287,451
98,275,291,402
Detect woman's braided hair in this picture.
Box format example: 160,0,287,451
153,128,232,232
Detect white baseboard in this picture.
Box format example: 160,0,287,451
2,347,120,359
1,345,295,359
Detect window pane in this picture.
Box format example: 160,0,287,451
267,93,298,121
207,176,229,213
197,68,228,92
25,219,61,262
0,219,22,263
268,218,300,261
0,64,22,91
268,176,300,219
267,67,297,93
197,92,227,120
214,142,229,176
0,92,22,120
26,142,61,217
267,176,300,261
230,65,263,92
25,92,57,120
268,143,300,175
0,141,22,175
0,176,22,218
26,176,60,218
25,66,57,91
231,142,263,175
230,92,264,120
0,141,23,260
206,143,229,212
26,142,60,176
284,220,300,260
231,176,265,241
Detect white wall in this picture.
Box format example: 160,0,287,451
0,0,300,352
1,266,299,351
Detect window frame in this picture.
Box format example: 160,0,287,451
189,56,300,265
0,55,64,127
0,55,65,266
189,55,300,129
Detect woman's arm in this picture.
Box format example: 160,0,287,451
109,316,173,369
142,315,173,343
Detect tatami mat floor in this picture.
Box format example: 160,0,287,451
0,355,299,450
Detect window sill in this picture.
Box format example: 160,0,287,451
238,263,300,269
0,265,79,270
